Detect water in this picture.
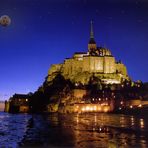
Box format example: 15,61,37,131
0,112,148,147
0,112,31,147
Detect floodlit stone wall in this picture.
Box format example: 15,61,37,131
73,89,87,99
83,56,104,72
47,52,129,84
104,56,116,73
48,64,62,75
116,63,127,75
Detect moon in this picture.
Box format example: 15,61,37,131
0,15,11,27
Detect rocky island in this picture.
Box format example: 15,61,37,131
5,22,148,114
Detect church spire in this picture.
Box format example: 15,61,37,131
88,20,97,53
90,20,94,39
89,20,96,44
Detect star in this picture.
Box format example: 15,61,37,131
39,15,43,19
83,0,88,5
135,1,140,8
95,9,99,14
71,21,75,25
137,19,143,23
65,3,69,9
108,16,113,20
23,25,27,30
121,10,125,14
13,7,17,10
47,11,52,15
135,1,139,5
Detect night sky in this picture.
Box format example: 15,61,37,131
0,0,148,100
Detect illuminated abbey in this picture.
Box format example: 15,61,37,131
6,22,148,114
47,22,129,85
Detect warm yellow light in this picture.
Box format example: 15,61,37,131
90,107,93,111
98,106,101,111
75,83,78,86
130,105,133,108
94,106,97,110
138,104,142,107
81,108,85,111
86,106,90,111
131,116,134,126
26,99,28,102
120,101,123,105
75,108,78,112
103,106,109,112
104,108,108,112
140,119,144,128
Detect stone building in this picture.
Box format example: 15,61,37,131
47,22,129,85
5,94,30,113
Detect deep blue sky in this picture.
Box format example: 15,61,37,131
0,0,148,100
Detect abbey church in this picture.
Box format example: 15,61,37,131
47,22,130,85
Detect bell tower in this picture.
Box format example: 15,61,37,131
88,21,97,54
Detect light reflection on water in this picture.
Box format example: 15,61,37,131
140,118,144,129
21,113,148,147
0,112,148,147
